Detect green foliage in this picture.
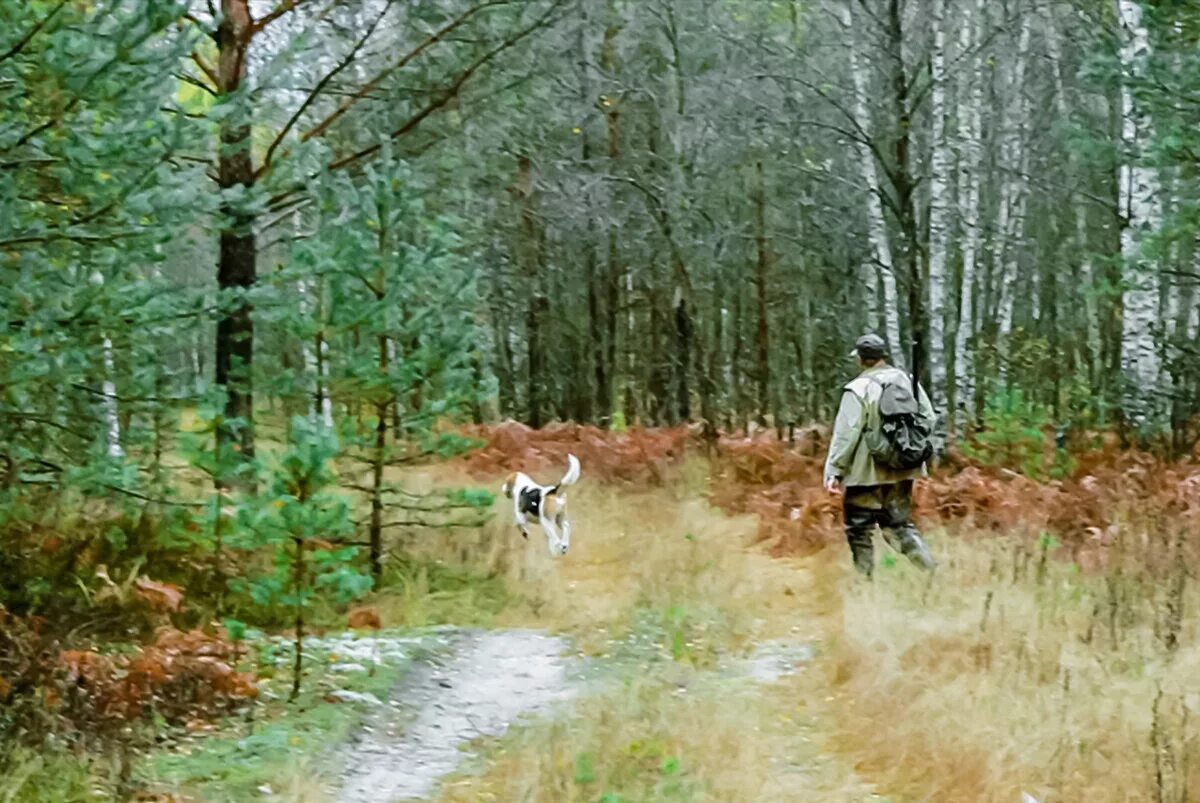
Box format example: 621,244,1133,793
964,388,1075,480
0,748,100,803
232,417,367,615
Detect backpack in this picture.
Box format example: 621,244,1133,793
861,375,933,471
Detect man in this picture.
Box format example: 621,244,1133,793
823,334,937,577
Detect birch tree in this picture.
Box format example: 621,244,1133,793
994,10,1033,349
1116,0,1164,432
840,1,903,366
927,0,952,432
952,0,986,428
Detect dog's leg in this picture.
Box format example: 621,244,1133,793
556,511,571,552
553,497,571,553
539,511,563,556
513,493,529,539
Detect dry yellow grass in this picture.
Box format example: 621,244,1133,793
412,462,882,802
825,529,1200,803
308,456,1200,802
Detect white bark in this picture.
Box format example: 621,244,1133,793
927,0,951,420
995,12,1032,344
101,335,123,458
1188,246,1200,342
298,276,334,429
1117,0,1163,430
191,338,204,396
1045,7,1101,368
953,0,984,423
841,2,903,366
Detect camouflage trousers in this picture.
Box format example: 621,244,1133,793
842,480,936,578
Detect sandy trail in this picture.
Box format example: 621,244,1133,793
336,629,576,803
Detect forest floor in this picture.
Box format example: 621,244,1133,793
133,427,1200,803
140,457,888,802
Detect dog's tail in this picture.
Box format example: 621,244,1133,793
552,454,580,492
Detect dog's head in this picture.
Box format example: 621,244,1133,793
500,472,517,499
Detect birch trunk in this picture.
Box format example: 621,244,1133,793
995,12,1032,346
952,0,984,428
927,0,951,423
1117,0,1163,431
192,325,205,397
101,334,123,458
1188,246,1200,342
841,2,903,365
1045,12,1101,377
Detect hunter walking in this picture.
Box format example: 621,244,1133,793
823,334,937,577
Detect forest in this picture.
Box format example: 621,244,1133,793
3,0,1200,801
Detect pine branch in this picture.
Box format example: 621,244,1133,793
0,0,68,64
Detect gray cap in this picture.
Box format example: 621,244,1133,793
849,333,888,360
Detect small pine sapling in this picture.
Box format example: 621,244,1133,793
246,417,370,700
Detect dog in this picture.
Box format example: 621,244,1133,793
501,454,580,556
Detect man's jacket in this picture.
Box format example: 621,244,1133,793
823,363,936,488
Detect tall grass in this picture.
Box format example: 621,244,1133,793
432,463,883,801
826,524,1200,803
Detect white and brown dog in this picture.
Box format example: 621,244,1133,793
501,454,580,556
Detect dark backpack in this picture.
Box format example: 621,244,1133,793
861,375,933,471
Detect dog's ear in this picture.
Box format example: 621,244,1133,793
501,472,517,498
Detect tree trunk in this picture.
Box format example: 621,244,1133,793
369,340,388,582
575,3,606,425
1117,0,1163,433
884,0,924,388
674,291,692,424
290,534,305,701
101,333,123,458
488,244,516,417
927,0,951,437
368,235,389,580
515,155,546,428
1046,9,1101,382
731,281,747,432
753,160,771,426
994,12,1033,361
216,0,256,459
192,325,205,397
952,0,985,432
841,2,903,366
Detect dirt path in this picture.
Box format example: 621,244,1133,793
335,629,577,803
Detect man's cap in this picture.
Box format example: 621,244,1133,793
849,333,888,360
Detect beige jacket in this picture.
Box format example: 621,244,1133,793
823,363,935,488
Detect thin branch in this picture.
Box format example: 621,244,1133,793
251,0,301,34
257,0,396,177
190,52,219,88
268,0,565,211
0,231,143,248
326,5,562,176
301,0,508,143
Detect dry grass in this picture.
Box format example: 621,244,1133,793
414,458,1200,802
825,526,1200,803
413,461,881,802
439,674,876,803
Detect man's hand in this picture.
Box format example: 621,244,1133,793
824,476,842,494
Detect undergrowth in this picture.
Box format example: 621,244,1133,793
138,630,434,802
